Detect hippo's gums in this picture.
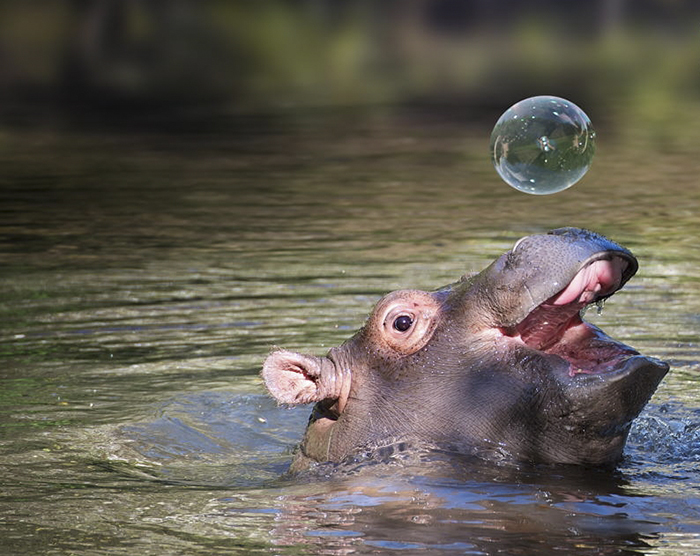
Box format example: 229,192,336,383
263,228,669,471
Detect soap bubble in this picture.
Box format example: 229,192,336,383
490,96,596,195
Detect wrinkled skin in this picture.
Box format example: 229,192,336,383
263,228,669,471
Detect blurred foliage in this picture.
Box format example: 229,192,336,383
2,0,700,148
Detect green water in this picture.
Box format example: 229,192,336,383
1,106,699,555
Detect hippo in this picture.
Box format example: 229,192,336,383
262,228,668,471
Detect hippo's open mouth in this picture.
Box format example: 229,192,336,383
503,254,642,376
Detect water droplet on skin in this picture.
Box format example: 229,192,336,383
580,298,606,318
490,95,596,195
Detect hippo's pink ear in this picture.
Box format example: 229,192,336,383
262,349,336,405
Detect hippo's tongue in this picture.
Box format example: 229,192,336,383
549,258,628,306
516,258,627,351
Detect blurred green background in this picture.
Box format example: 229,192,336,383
2,0,700,146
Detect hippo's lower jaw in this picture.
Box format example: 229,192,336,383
500,253,667,379
505,315,643,377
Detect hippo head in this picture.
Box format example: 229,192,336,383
263,228,668,470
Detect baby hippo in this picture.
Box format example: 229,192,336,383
263,228,668,471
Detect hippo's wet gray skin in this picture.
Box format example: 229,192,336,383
263,228,669,471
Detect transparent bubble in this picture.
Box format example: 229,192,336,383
490,96,596,195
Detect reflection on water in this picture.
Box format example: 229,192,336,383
0,107,699,555
264,470,657,555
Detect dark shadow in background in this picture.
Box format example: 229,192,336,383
2,0,700,134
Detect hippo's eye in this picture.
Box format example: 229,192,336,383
393,315,413,332
378,291,440,355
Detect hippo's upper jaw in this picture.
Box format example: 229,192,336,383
262,228,669,470
480,228,657,378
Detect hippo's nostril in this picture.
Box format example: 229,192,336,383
393,315,414,332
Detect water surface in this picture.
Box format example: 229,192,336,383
1,106,699,554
